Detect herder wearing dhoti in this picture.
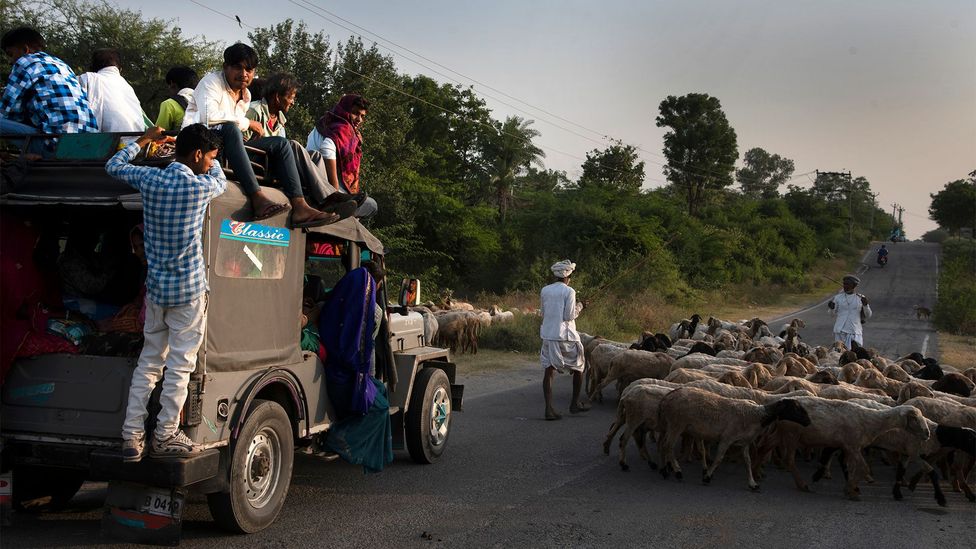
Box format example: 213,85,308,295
540,259,590,420
827,274,872,349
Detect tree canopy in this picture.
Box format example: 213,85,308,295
929,177,976,235
736,147,795,199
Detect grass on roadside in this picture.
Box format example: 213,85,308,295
938,332,975,368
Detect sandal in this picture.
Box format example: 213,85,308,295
291,210,341,229
252,201,290,221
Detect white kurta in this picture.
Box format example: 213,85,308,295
539,282,584,372
829,291,872,348
181,71,250,130
77,66,146,132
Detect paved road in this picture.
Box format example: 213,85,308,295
5,241,973,548
770,241,942,361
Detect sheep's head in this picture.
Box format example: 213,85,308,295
901,407,931,440
814,346,828,359
883,364,911,383
839,351,858,366
764,399,812,427
808,369,839,385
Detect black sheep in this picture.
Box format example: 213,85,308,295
914,358,944,381
932,372,974,398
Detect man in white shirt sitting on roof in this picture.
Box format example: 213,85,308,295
77,48,148,134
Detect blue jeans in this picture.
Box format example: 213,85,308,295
215,124,303,199
0,117,52,157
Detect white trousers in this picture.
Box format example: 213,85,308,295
834,331,863,350
122,295,206,441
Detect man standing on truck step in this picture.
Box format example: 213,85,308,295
105,124,227,460
540,259,590,420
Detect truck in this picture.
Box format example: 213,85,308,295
0,133,462,541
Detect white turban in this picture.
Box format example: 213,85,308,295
551,259,576,278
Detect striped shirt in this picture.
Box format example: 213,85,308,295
0,51,98,136
105,143,227,306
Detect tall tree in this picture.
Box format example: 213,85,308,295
249,19,333,139
736,147,795,199
656,93,738,216
930,177,976,235
577,140,645,193
480,116,545,219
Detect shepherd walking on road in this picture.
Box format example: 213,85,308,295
540,259,590,420
827,274,872,349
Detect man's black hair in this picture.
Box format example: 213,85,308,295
165,66,198,89
223,43,258,69
1,27,45,51
263,72,300,100
348,94,370,112
361,260,385,283
90,48,121,72
175,124,222,157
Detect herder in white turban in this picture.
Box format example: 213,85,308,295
827,274,872,349
539,259,589,420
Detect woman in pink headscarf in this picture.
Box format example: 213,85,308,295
306,94,377,218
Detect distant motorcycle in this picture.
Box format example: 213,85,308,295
877,254,888,268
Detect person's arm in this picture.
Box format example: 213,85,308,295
860,295,872,320
564,287,582,321
316,135,341,190
105,127,169,190
0,61,31,119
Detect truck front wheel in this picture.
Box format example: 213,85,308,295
406,367,452,464
207,399,294,533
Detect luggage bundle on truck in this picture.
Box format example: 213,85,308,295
0,132,463,544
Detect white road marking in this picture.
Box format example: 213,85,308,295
921,334,929,356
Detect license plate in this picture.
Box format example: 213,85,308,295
140,489,182,518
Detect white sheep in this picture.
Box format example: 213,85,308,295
657,387,812,491
590,350,674,401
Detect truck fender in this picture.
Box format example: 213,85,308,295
231,369,308,440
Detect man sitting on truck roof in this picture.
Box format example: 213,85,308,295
182,43,339,229
105,123,227,461
0,26,98,156
78,48,150,134
155,66,198,131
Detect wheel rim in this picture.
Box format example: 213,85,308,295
429,385,451,447
244,427,281,509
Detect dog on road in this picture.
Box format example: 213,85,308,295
914,305,932,320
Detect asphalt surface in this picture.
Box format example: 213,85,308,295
4,241,973,548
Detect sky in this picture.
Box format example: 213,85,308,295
118,0,975,237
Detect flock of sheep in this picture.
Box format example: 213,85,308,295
409,299,517,354
583,313,975,506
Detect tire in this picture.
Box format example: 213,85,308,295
405,367,452,464
207,399,294,534
12,466,86,511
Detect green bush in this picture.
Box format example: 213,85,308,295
934,238,976,335
478,313,541,353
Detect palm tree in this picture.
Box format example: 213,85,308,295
481,116,545,220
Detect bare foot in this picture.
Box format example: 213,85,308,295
570,402,591,414
545,409,562,421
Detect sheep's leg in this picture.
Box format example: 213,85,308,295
783,441,809,492
812,447,839,483
844,448,867,500
741,444,760,491
892,458,907,501
659,428,683,480
590,375,616,404
603,415,624,456
617,423,637,472
702,439,733,485
949,455,975,503
928,468,948,507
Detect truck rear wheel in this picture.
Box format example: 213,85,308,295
207,399,294,533
12,466,86,511
406,367,452,464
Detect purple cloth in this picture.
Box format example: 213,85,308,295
320,267,377,416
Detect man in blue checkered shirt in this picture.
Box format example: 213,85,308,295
1,27,98,156
106,124,227,460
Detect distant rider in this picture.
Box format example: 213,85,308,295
877,244,889,266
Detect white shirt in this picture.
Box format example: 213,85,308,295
77,66,146,132
829,291,872,335
181,71,250,130
540,282,583,341
306,128,337,159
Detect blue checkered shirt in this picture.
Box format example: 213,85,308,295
106,143,227,307
0,52,98,135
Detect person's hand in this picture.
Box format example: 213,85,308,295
827,301,835,310
248,119,264,136
137,126,172,147
860,295,869,306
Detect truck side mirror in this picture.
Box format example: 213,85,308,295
399,278,420,307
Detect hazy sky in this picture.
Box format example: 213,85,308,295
120,0,975,237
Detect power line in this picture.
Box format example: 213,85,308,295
280,0,755,184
